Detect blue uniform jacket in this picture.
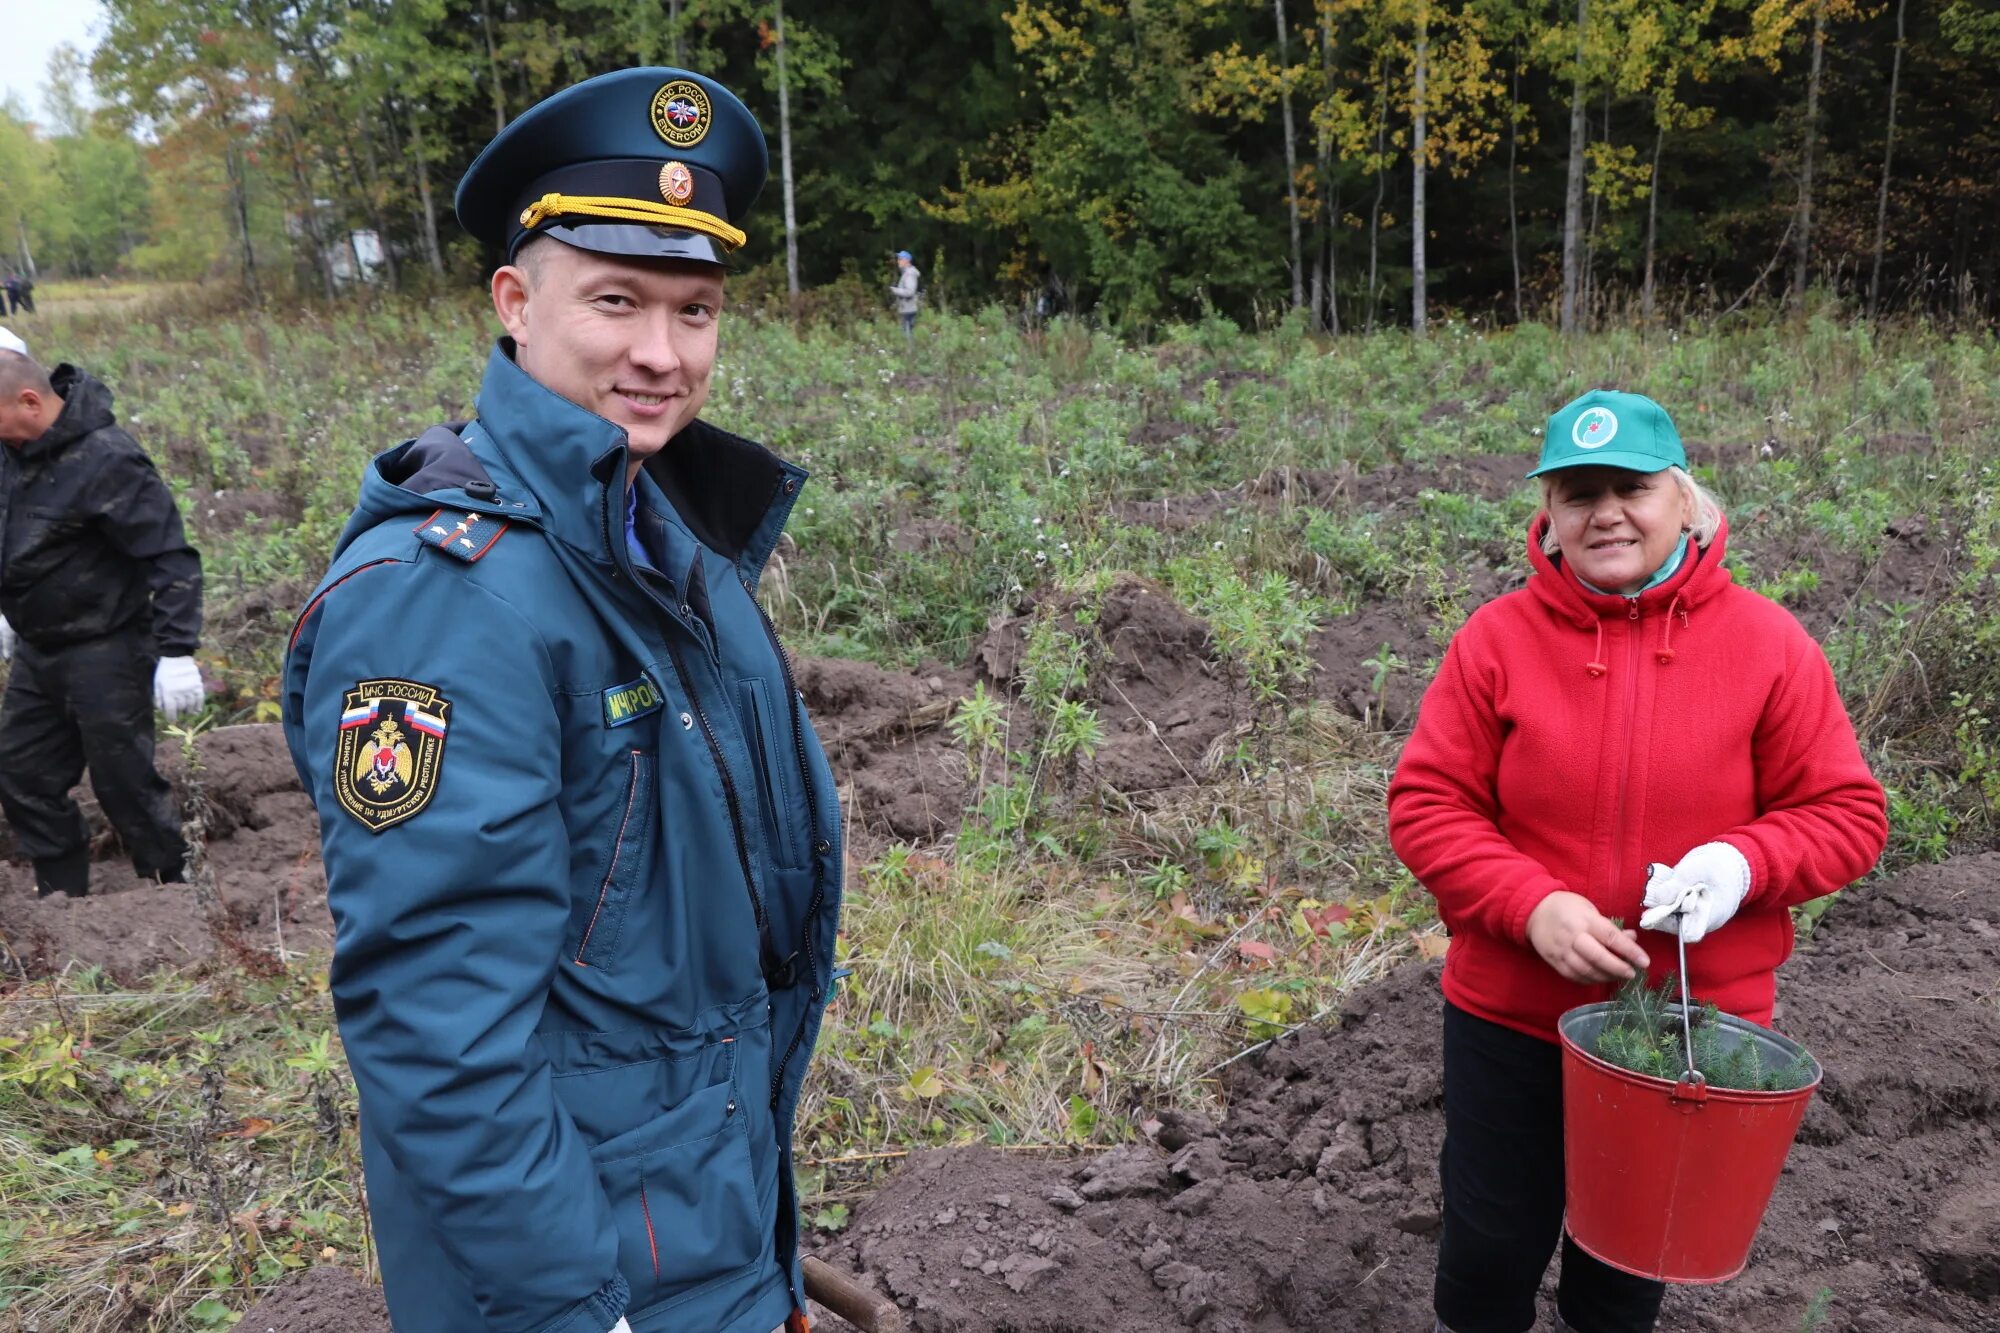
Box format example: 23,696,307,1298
282,342,843,1333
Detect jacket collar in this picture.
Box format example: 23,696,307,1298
466,339,805,585
1526,511,1734,629
20,365,115,462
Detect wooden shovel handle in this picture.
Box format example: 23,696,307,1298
802,1256,907,1333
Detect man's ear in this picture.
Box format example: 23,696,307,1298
492,265,532,344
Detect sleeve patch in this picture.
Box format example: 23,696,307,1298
334,679,452,833
414,509,508,562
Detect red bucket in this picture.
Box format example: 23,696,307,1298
1557,1002,1821,1284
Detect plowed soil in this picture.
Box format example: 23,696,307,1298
802,856,1999,1333
238,855,1999,1331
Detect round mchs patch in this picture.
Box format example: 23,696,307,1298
659,160,696,206
650,81,712,148
1572,406,1619,449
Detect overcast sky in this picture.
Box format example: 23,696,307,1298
2,1,105,123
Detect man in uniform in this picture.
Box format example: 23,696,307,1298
282,68,842,1333
0,333,205,898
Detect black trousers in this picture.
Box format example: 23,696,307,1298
1436,1001,1665,1333
0,632,188,894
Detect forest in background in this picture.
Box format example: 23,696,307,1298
1,0,1999,330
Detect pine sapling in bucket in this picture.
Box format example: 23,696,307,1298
1592,973,1816,1093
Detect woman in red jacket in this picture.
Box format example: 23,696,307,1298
1388,390,1887,1333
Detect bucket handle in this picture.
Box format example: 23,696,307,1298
1671,930,1706,1110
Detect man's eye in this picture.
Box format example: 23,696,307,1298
594,294,633,308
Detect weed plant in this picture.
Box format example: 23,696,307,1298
1593,974,1817,1093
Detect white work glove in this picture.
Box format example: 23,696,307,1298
153,655,206,721
606,1320,633,1333
0,616,13,662
1640,842,1752,944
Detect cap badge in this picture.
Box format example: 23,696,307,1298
659,160,696,207
1572,406,1619,449
651,80,712,148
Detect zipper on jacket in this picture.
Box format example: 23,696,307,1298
1607,601,1642,922
605,467,776,971
573,750,645,965
754,599,832,1111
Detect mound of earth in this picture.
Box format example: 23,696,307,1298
808,854,2000,1332
239,1266,389,1333
0,725,329,981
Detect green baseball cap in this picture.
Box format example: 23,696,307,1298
1527,390,1687,478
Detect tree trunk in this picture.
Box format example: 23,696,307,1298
1583,86,1608,316
1411,6,1428,336
1275,0,1304,310
1791,0,1826,314
281,118,337,301
1642,123,1663,324
1868,0,1906,318
225,136,260,302
1366,64,1387,335
1560,0,1588,333
479,0,507,132
1317,0,1338,333
354,124,403,290
1507,43,1523,324
409,113,446,277
775,0,800,311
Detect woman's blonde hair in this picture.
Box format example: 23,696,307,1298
1537,466,1723,556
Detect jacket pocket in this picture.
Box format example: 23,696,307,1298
589,1041,763,1315
737,679,805,869
572,750,654,970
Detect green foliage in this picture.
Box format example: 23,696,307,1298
1593,973,1817,1093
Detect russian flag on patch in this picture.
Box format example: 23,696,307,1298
407,708,448,738
340,701,380,730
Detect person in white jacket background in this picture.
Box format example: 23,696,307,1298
889,249,921,343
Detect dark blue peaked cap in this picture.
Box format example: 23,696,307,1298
455,67,768,266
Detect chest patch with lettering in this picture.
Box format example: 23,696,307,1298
603,675,664,728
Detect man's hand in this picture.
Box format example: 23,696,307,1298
1527,890,1651,985
1639,842,1751,943
153,656,206,721
0,616,13,662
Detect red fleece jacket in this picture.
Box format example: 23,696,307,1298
1388,514,1887,1041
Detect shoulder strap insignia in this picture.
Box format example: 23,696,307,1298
414,509,508,562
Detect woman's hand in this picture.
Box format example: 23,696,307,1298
1526,891,1651,984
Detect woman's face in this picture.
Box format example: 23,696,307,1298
1548,466,1692,594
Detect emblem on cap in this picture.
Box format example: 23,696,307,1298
659,160,696,207
651,80,712,148
1572,406,1619,449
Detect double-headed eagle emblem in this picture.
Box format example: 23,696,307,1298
356,718,414,796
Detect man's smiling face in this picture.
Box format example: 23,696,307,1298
493,238,725,461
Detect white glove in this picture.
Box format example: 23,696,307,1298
1640,842,1752,943
153,655,206,721
606,1320,634,1333
0,616,13,662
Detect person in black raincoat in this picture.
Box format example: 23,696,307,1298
0,345,205,897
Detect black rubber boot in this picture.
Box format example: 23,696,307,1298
32,849,90,899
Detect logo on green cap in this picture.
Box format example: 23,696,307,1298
1572,406,1618,449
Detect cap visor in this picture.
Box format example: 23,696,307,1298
516,223,727,266
1526,449,1678,479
